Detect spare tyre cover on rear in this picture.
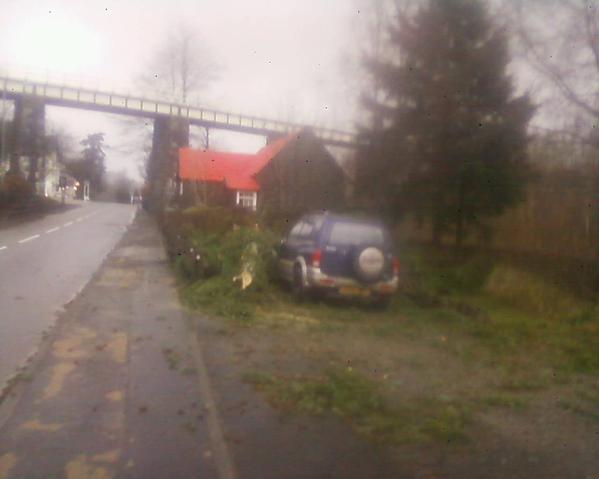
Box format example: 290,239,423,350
353,246,385,283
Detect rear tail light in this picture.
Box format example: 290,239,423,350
311,249,322,268
392,257,400,275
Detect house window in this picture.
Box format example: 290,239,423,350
236,190,257,211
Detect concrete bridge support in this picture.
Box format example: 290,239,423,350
7,96,45,184
147,116,189,214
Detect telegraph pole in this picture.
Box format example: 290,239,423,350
1,81,6,168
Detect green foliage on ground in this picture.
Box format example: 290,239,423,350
162,206,279,321
165,207,598,448
484,265,589,319
403,294,598,374
395,243,599,374
402,245,495,296
179,227,278,321
244,369,471,445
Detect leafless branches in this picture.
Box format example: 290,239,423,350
507,0,599,132
138,24,220,105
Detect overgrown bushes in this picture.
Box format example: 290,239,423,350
403,247,494,296
0,174,34,209
162,206,279,320
0,174,62,222
402,242,598,323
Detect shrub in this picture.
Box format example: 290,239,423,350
403,245,494,296
179,227,278,322
162,206,279,319
484,265,588,319
0,173,33,205
179,205,255,233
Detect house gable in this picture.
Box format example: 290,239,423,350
255,129,345,217
178,129,345,214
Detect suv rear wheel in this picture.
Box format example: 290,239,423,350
292,263,306,301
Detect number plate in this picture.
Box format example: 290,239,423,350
339,286,370,297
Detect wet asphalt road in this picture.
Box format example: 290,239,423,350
0,201,135,389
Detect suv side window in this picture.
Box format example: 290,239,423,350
298,222,314,238
288,222,304,240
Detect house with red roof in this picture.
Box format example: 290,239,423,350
179,128,345,216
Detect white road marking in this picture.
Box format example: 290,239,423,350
76,217,84,222
18,234,40,244
45,227,60,234
0,245,7,251
63,221,74,227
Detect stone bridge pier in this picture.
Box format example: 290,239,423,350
146,116,189,213
7,95,45,184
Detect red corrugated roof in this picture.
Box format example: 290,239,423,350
179,149,259,190
179,132,298,191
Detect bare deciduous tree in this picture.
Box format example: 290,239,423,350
139,24,220,105
507,0,599,142
126,24,220,187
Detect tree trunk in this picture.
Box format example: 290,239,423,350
454,178,466,256
432,217,442,246
27,156,38,186
7,99,23,176
455,212,464,252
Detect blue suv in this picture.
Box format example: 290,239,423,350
278,213,399,305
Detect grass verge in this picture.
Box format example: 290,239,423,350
243,368,472,445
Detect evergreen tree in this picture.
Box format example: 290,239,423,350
358,0,534,247
80,132,106,194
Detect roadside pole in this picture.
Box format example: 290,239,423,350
1,83,6,167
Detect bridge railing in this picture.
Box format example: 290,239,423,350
0,71,357,147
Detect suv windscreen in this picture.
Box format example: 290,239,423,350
327,222,385,246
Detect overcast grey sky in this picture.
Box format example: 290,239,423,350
0,0,362,178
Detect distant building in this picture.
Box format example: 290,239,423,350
179,128,345,217
36,152,78,200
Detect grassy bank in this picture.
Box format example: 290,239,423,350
244,368,472,445
162,207,599,448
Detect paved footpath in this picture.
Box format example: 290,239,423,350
0,212,229,479
0,212,399,479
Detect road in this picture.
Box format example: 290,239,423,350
0,201,135,389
